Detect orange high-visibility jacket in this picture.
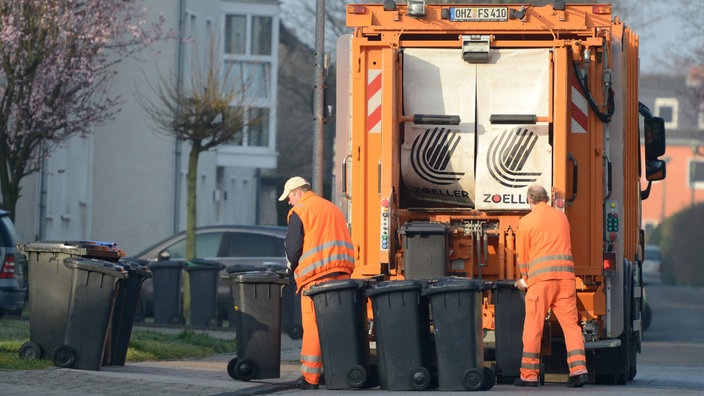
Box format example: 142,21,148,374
516,202,575,288
288,191,355,291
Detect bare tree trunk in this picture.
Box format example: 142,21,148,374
183,142,201,322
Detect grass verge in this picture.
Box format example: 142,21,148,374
0,318,235,370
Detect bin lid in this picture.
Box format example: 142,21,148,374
118,258,153,278
147,260,187,270
421,276,486,296
221,270,289,285
63,257,129,279
399,221,449,235
491,279,521,289
186,258,226,272
365,279,424,297
17,240,124,261
304,279,365,297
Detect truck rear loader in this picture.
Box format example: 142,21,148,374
335,0,667,385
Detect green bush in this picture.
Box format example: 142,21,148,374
647,203,704,286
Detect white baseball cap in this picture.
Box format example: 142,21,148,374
278,176,310,201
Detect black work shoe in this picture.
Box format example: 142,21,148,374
296,377,319,390
514,378,538,387
566,373,588,388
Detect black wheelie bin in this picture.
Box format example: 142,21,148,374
103,258,152,366
305,279,378,389
186,258,225,327
148,259,186,325
366,279,434,391
222,270,289,380
52,257,128,370
423,277,495,391
492,279,527,383
16,241,123,362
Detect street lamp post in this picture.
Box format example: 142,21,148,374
691,141,702,207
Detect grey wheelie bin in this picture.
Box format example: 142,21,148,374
492,279,526,383
148,260,186,325
366,279,434,391
103,258,152,366
305,279,378,389
16,241,123,362
423,277,495,391
222,270,289,380
226,263,302,339
186,259,225,327
52,257,127,370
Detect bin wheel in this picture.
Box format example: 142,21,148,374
480,367,496,390
52,345,77,368
19,342,42,360
227,358,257,381
409,367,431,390
463,368,485,391
170,314,186,325
287,325,303,340
346,364,368,388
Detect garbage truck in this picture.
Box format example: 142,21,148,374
335,1,667,384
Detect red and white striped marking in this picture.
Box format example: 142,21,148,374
570,70,588,134
367,70,382,134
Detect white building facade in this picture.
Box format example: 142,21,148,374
14,0,280,255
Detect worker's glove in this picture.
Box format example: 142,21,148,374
514,278,527,291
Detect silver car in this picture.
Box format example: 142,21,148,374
131,225,298,333
0,210,27,317
643,245,663,284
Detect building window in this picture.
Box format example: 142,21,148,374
221,3,277,151
654,97,678,129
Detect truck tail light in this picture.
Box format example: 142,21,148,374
592,6,611,14
348,5,367,15
0,255,16,279
603,252,616,277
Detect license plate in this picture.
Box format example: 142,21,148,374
449,7,508,22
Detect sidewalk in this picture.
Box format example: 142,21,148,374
0,327,303,396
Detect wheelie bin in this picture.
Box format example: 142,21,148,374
492,279,526,383
423,277,495,391
186,259,225,327
148,260,186,325
52,257,127,370
305,279,377,389
226,263,302,339
103,258,152,366
366,279,434,391
16,241,123,361
222,270,289,380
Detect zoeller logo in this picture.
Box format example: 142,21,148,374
410,127,465,185
487,127,542,188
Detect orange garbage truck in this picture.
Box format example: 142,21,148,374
335,1,667,385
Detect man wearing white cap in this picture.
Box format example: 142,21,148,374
279,176,355,390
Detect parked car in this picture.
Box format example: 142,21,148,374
0,210,27,318
130,225,292,328
643,244,663,284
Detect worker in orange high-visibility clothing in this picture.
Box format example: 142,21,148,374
513,185,588,388
279,176,355,390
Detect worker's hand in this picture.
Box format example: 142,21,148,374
514,278,527,291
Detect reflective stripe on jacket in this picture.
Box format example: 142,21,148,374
288,191,354,291
517,202,575,288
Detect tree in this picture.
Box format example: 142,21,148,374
0,0,165,219
139,35,260,317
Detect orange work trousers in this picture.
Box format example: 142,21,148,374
520,279,588,382
299,273,351,384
